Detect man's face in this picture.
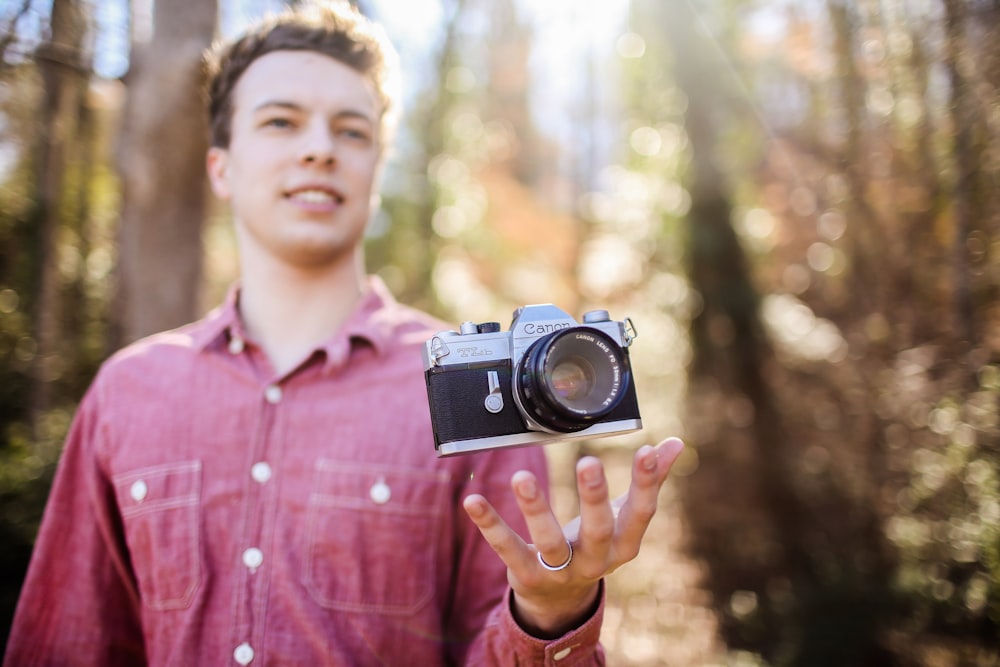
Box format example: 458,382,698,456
207,50,382,271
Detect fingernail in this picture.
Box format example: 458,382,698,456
464,496,486,518
518,477,538,500
640,445,658,471
659,437,685,463
582,463,603,488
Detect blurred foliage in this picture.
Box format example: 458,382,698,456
2,0,999,665
639,0,1000,665
0,3,118,646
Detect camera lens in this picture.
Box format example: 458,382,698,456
550,358,596,402
516,327,630,432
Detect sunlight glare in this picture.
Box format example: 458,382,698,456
616,32,646,59
371,0,443,47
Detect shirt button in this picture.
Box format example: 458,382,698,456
233,642,254,665
264,384,282,404
251,462,272,484
130,480,148,502
228,335,245,355
242,547,264,571
369,480,391,504
553,647,573,661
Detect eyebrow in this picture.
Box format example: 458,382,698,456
252,100,375,124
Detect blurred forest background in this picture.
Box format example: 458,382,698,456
1,0,998,664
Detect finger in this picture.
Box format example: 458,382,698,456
560,492,626,543
615,438,685,554
651,437,685,482
462,493,534,572
575,457,616,564
509,470,572,570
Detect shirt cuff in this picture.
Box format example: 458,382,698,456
499,580,606,665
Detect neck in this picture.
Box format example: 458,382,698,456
237,247,367,377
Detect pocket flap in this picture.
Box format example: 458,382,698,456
113,461,202,517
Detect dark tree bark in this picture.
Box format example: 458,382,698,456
656,1,897,664
113,0,217,344
668,10,818,628
30,0,90,438
942,0,976,350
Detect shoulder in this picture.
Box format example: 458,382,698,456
95,314,220,389
358,278,451,354
380,301,449,347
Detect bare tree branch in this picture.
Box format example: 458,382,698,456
0,0,35,64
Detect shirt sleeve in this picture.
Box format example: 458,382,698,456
468,583,606,666
3,381,147,667
442,446,606,667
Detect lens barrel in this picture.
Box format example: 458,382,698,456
515,327,629,432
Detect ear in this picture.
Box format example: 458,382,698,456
206,147,231,201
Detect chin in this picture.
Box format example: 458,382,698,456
279,243,358,270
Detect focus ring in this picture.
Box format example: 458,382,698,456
515,326,629,433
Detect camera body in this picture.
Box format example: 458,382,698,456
422,304,642,457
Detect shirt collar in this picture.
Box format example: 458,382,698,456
191,276,400,362
189,287,239,353
336,275,399,357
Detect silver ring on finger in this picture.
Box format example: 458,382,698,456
537,539,574,572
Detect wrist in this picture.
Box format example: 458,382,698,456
511,581,602,639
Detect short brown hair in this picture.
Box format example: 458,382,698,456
203,1,400,151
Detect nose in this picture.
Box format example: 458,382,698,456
300,121,336,167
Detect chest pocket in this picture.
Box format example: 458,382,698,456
303,459,451,615
113,461,203,610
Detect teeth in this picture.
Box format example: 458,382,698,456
291,189,336,204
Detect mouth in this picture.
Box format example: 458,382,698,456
285,186,344,206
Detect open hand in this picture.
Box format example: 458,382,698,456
462,437,685,637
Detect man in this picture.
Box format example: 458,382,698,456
4,2,684,665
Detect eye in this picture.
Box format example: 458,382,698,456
262,117,295,130
339,127,371,142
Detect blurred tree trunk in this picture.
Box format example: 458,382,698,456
942,0,976,351
828,0,889,321
112,0,216,345
661,0,815,608
659,1,897,664
397,0,467,312
30,0,90,439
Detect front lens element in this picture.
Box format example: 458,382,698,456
549,357,596,402
516,327,630,432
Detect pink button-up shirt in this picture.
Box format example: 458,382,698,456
4,278,604,666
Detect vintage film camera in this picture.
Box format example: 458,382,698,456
422,304,642,456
